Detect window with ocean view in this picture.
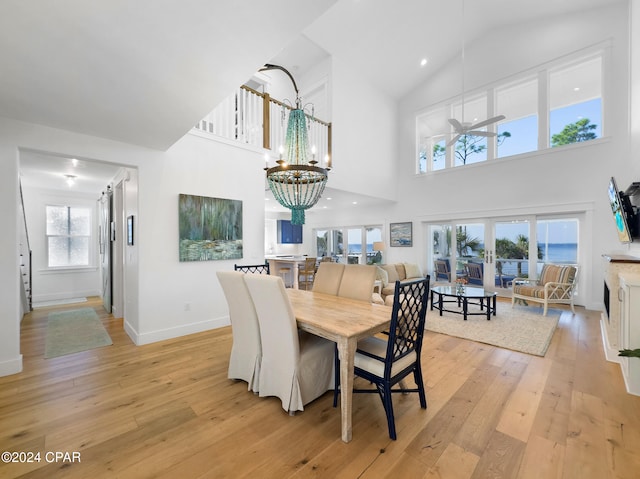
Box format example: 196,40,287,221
536,218,578,274
315,225,383,264
427,216,579,290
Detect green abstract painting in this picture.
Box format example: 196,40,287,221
178,194,243,261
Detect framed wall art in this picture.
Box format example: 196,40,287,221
178,194,243,261
390,222,412,247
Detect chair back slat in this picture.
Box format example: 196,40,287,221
234,262,270,275
385,277,430,374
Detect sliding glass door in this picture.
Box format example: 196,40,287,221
427,215,579,295
315,225,383,264
493,219,532,288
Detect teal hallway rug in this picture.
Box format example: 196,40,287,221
45,308,113,358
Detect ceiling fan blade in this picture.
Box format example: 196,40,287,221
447,134,461,147
448,118,463,132
467,130,496,137
469,115,506,130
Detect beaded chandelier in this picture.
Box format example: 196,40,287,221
261,64,329,225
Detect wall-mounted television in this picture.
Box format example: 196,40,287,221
608,176,636,243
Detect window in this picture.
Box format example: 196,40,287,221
315,225,383,264
416,48,605,173
416,106,448,173
549,56,602,147
536,218,578,268
452,95,488,166
46,205,91,268
496,78,538,157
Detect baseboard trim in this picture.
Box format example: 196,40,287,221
600,316,621,363
0,355,23,377
124,316,230,346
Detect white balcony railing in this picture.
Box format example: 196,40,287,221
195,86,331,167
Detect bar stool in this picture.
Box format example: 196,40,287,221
279,266,293,288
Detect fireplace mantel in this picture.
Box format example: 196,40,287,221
602,254,640,361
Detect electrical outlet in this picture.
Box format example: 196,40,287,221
184,302,191,312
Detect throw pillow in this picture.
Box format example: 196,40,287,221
380,264,400,283
395,264,406,281
404,263,423,279
376,266,389,286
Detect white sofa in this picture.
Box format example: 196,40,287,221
376,263,425,303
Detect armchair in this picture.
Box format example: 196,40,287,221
511,264,578,316
434,259,451,282
464,262,483,286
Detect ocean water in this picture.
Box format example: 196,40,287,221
345,243,577,275
497,243,577,276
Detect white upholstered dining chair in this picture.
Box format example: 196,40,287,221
216,271,261,392
338,264,377,302
312,262,345,295
244,274,335,414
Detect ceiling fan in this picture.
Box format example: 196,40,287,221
446,115,505,146
446,0,504,147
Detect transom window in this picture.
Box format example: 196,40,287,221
416,49,604,174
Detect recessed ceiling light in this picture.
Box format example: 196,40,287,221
352,201,358,205
326,197,332,200
574,87,580,92
420,58,428,67
64,174,77,187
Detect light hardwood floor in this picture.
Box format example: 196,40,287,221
1,297,640,478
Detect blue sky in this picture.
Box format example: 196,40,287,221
497,98,602,158
458,219,578,245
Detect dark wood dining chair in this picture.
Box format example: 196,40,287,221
333,276,431,440
234,262,270,275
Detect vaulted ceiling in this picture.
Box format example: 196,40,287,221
5,0,626,196
1,0,625,152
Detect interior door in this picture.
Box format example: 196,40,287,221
98,188,112,313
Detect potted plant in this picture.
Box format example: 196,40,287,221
619,349,640,358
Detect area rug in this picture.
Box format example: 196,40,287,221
425,302,560,356
33,297,87,308
45,308,112,358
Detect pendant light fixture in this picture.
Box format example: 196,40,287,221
261,64,329,225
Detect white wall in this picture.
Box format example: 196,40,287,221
382,4,632,311
2,143,21,376
328,56,398,201
0,117,267,376
302,4,635,305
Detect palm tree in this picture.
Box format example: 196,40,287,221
495,235,542,278
456,226,480,257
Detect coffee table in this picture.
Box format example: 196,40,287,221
430,285,497,321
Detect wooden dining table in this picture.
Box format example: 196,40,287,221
286,288,392,443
